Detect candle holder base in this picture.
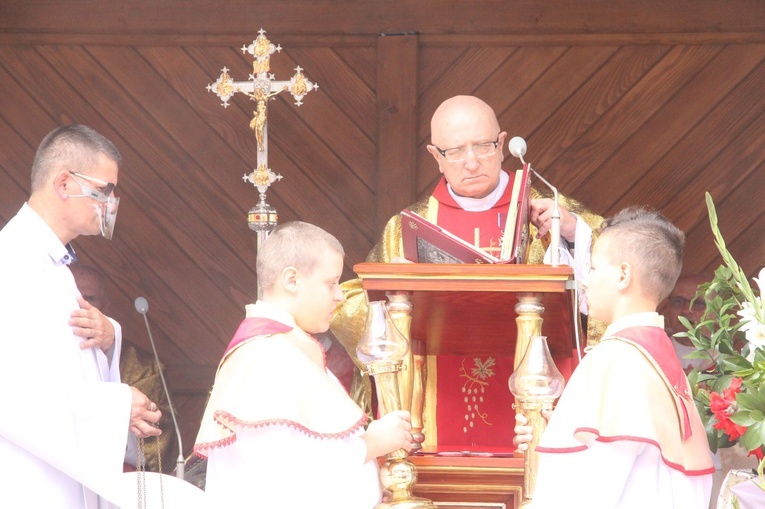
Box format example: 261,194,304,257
376,497,438,509
376,455,437,509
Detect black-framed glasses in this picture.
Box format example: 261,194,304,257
69,172,116,203
434,136,500,162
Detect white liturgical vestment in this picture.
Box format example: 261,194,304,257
196,301,381,509
532,313,713,508
0,204,131,508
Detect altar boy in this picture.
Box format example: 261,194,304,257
195,221,413,508
519,207,714,508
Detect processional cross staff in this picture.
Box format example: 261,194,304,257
206,28,317,248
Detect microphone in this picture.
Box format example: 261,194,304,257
134,296,149,314
508,136,561,267
134,296,185,480
509,138,585,359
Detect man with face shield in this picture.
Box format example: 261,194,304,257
0,125,161,508
67,170,120,239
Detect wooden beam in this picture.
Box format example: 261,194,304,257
1,1,764,37
375,32,418,234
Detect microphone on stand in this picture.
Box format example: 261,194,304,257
508,136,561,267
509,137,584,359
134,296,185,480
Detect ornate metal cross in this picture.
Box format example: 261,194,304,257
206,28,317,237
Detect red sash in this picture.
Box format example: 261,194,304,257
223,317,294,357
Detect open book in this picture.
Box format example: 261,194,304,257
401,165,531,264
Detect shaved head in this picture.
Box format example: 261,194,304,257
427,95,506,199
430,95,501,147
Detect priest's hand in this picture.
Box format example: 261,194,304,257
70,296,115,353
530,198,578,243
362,410,413,462
129,387,163,438
513,410,553,452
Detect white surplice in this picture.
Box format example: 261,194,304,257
531,313,713,509
197,301,381,509
0,204,131,508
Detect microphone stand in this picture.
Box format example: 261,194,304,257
135,298,185,480
509,137,585,359
528,169,560,267
508,137,561,267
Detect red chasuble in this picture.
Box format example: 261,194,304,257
430,178,577,450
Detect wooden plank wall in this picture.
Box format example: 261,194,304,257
1,1,764,460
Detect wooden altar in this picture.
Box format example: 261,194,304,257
355,263,579,509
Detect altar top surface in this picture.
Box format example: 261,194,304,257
354,263,574,292
354,263,579,357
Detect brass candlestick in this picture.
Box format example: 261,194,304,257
508,335,564,506
357,301,436,509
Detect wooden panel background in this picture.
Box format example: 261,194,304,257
1,1,764,460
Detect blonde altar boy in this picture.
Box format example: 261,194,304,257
195,221,413,508
516,207,714,508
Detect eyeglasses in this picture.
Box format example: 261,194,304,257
668,296,706,312
69,172,116,203
433,136,500,162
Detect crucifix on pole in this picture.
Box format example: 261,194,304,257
206,28,317,249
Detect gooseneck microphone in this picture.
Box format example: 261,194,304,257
509,137,584,360
134,296,185,480
508,136,561,267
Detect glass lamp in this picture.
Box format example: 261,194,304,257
508,335,564,505
357,300,435,509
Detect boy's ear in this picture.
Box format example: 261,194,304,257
618,261,632,290
281,266,299,293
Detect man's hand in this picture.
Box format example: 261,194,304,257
129,387,163,438
70,296,115,353
530,199,578,242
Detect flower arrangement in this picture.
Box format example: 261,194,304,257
679,193,765,482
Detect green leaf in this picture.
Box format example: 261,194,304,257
711,375,735,393
677,316,693,330
737,391,759,409
722,356,753,371
740,423,762,452
731,410,758,427
760,423,765,452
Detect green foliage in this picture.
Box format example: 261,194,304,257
686,194,764,461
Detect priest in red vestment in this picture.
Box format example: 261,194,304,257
331,95,603,450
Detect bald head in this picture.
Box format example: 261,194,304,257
430,96,500,147
427,95,507,199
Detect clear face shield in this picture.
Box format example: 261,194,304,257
68,172,120,240
97,195,120,240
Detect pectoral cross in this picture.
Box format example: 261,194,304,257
206,28,317,236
